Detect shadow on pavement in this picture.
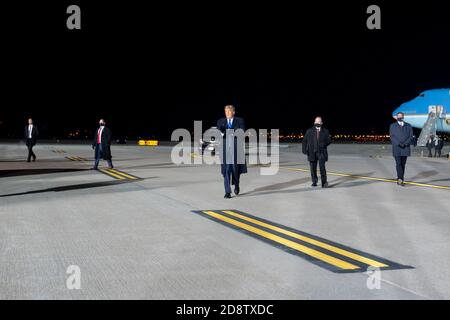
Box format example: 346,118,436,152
0,179,138,198
0,168,88,178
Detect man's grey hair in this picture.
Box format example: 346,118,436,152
224,105,235,111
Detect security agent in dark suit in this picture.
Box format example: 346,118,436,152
389,112,414,186
24,118,38,162
434,136,444,157
425,135,435,157
302,117,331,188
217,105,247,198
92,119,113,169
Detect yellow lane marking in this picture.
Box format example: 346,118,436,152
107,168,138,180
279,166,450,191
203,211,360,271
99,169,126,180
222,210,388,268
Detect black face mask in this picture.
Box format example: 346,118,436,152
397,118,404,122
315,123,322,128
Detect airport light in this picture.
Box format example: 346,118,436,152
138,140,159,146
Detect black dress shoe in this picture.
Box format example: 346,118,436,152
311,182,317,187
224,193,231,199
234,186,240,195
322,182,329,188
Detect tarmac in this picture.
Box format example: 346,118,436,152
0,142,449,299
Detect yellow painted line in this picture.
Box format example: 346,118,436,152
107,168,138,180
280,166,450,191
203,211,360,271
222,210,388,268
67,156,77,161
99,169,126,180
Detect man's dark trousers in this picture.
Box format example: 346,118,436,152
224,164,239,195
94,143,113,168
310,152,327,185
395,156,407,180
26,139,36,162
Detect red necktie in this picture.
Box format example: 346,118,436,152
97,128,101,144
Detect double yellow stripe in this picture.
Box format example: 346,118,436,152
100,168,138,180
203,210,360,271
67,156,87,161
108,168,138,180
222,210,387,268
99,169,126,180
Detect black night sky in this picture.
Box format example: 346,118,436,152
1,1,449,140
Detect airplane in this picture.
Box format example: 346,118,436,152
392,89,450,146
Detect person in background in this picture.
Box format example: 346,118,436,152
389,112,414,186
434,135,444,157
92,119,113,169
24,118,38,162
302,116,331,188
426,134,434,158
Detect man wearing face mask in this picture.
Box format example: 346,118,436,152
92,119,113,170
389,112,414,186
302,117,331,188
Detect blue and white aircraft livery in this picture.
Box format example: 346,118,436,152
393,89,450,133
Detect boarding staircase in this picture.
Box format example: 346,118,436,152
416,105,446,147
416,112,438,147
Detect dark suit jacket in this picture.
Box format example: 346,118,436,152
24,125,38,146
92,126,112,160
436,139,444,150
389,122,413,157
217,117,247,176
302,127,331,162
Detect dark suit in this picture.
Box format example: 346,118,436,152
389,122,413,180
24,124,38,161
302,126,331,185
426,138,434,157
435,139,444,157
217,117,247,195
92,126,113,168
